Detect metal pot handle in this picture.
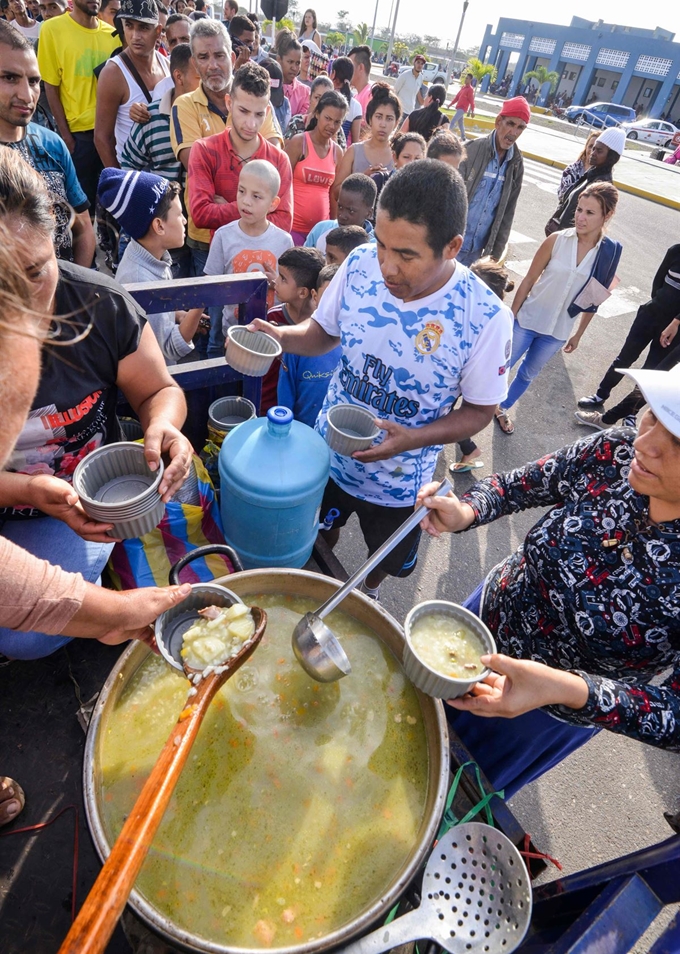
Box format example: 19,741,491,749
168,544,244,585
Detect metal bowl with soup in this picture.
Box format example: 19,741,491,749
84,569,449,954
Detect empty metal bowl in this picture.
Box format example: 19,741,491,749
225,327,282,377
325,404,381,455
403,600,497,699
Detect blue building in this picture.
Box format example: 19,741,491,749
478,17,680,121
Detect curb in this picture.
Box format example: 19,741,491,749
458,126,680,211
520,150,680,212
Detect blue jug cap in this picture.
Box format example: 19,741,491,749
267,406,294,426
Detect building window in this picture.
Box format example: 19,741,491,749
562,42,591,62
635,55,672,77
612,80,619,90
595,49,629,69
643,87,652,98
597,77,606,87
529,37,556,55
500,32,525,50
569,72,576,80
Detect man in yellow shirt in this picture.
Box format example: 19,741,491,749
170,16,282,356
37,0,117,205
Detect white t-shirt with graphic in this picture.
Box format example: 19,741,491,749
204,220,293,332
313,244,513,506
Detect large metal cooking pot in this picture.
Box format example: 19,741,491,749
83,568,449,954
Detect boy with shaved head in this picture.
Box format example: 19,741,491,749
204,159,293,334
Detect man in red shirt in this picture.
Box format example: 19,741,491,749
448,72,475,141
188,61,293,234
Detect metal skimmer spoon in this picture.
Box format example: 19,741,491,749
292,478,452,682
339,822,532,954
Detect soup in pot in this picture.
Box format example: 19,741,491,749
97,594,430,948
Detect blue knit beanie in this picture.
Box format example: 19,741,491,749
97,168,171,240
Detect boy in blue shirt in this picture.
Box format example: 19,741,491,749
277,262,342,427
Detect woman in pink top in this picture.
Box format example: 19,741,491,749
285,90,346,244
448,72,475,141
277,31,311,117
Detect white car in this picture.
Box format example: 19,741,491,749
398,62,447,85
621,119,679,149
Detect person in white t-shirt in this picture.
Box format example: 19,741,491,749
394,54,425,116
249,159,513,598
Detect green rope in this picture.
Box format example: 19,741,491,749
436,760,505,841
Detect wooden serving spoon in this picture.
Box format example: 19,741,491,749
58,605,267,954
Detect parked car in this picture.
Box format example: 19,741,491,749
397,62,447,85
621,119,679,148
564,101,636,129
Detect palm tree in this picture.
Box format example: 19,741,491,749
353,22,369,45
523,64,559,95
466,57,497,85
393,40,409,61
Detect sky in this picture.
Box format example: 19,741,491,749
290,0,680,52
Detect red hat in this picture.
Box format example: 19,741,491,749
499,96,531,124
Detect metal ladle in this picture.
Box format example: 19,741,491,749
292,478,452,682
339,822,532,954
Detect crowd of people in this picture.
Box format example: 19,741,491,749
1,0,680,834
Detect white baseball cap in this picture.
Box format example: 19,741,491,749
620,364,680,438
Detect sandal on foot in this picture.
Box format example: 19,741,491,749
449,460,485,474
494,408,514,435
0,777,25,827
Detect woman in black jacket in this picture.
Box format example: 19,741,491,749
546,126,624,236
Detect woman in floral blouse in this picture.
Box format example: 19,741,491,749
417,364,680,797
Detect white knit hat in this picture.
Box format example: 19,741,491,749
595,126,626,155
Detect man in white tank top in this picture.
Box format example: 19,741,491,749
94,0,169,167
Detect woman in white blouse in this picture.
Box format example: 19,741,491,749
494,182,621,435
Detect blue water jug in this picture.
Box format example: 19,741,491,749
218,406,331,569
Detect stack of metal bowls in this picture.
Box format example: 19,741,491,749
73,442,166,539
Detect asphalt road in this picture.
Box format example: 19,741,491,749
330,152,680,938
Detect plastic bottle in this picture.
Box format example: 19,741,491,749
218,406,331,569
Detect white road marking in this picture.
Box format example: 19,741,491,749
505,259,533,278
508,230,537,245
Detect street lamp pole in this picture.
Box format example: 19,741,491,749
385,0,400,64
369,0,379,49
445,0,470,91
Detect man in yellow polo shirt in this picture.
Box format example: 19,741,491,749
37,0,117,206
170,16,281,356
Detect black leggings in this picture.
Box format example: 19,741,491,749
597,302,671,400
602,339,680,424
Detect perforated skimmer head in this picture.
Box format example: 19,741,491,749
338,823,532,954
421,822,532,953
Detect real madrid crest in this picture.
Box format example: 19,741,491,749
415,321,444,355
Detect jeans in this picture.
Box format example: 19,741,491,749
449,108,466,140
190,246,225,359
0,517,114,660
500,322,564,412
445,580,599,798
597,302,671,401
